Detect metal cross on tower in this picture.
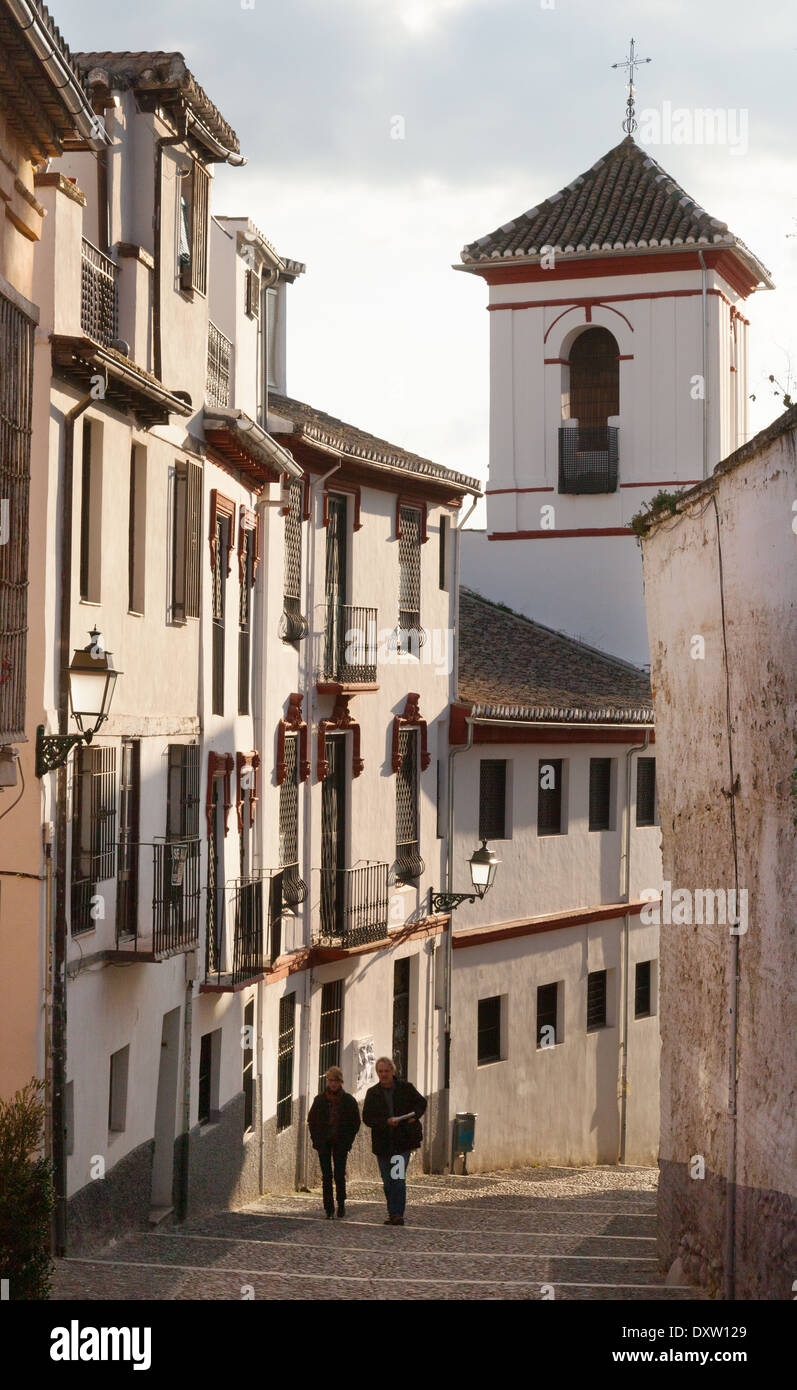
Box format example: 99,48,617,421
612,37,651,136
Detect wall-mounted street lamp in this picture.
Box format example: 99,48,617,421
35,629,122,777
429,840,501,915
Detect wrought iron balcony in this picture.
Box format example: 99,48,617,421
206,320,232,407
108,839,201,959
558,424,619,493
80,238,118,347
323,603,378,683
316,861,389,947
205,871,281,989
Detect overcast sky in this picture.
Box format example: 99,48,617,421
56,0,796,487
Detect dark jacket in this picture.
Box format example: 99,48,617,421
307,1089,360,1152
362,1078,426,1156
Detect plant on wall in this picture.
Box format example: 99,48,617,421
0,1079,54,1300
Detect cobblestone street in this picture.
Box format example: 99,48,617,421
51,1166,704,1301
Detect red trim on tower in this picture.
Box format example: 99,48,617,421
476,248,760,298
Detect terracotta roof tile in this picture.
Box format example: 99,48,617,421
72,51,240,155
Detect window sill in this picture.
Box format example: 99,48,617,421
79,598,102,608
476,1057,505,1068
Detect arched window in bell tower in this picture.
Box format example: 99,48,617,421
559,327,620,494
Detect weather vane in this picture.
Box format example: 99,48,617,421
612,37,651,136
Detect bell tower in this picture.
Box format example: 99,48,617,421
457,136,773,665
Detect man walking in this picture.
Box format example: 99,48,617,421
307,1066,361,1219
362,1056,426,1226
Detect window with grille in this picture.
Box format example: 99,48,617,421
477,996,502,1065
635,960,653,1018
636,757,657,826
172,459,202,622
179,159,210,296
276,992,296,1131
586,969,607,1030
439,515,449,591
238,526,252,715
166,744,200,839
536,982,559,1048
318,979,343,1092
279,734,305,906
212,514,229,715
479,759,507,841
243,999,255,1130
392,957,411,1079
281,479,306,641
0,290,34,741
71,744,117,935
128,445,146,614
395,727,422,880
245,267,260,318
589,758,612,831
79,419,102,603
537,759,563,836
398,505,422,650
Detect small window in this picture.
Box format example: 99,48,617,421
589,758,612,831
398,504,422,650
166,743,200,840
198,1030,220,1124
439,515,449,591
536,982,559,1048
586,970,607,1031
79,418,102,603
245,267,260,319
318,979,343,1092
243,999,255,1131
635,961,653,1018
281,479,307,642
71,744,117,936
277,991,296,1131
537,759,563,836
172,459,202,622
178,159,210,296
128,444,146,613
108,1045,130,1133
636,757,657,827
477,996,502,1065
479,759,507,841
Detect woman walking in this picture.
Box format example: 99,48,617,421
362,1057,426,1226
307,1066,361,1219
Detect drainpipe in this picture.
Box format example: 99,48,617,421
697,250,709,479
52,393,93,1256
618,730,650,1164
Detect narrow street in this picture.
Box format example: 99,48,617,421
51,1166,702,1301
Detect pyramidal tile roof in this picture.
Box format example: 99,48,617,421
460,137,771,285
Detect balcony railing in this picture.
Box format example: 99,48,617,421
205,870,283,988
316,861,389,947
206,320,232,407
558,424,619,493
323,603,378,683
81,238,118,347
109,839,201,957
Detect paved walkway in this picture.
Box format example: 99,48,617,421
52,1165,702,1300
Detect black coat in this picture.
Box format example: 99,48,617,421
307,1089,361,1152
362,1079,427,1156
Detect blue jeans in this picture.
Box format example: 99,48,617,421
377,1151,411,1217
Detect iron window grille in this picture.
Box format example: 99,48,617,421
635,960,652,1018
179,160,210,296
243,999,255,1130
586,969,608,1030
152,838,201,955
279,735,307,908
212,514,229,715
71,745,117,936
0,291,34,741
276,991,296,1131
588,758,612,831
205,873,272,987
395,727,424,881
316,862,389,948
536,983,558,1047
281,480,307,641
636,757,657,826
80,237,118,346
537,758,563,836
479,759,507,841
238,527,252,715
477,996,501,1065
317,979,343,1093
206,320,232,407
167,744,201,840
324,604,378,683
558,424,619,493
79,419,99,603
172,460,202,622
116,739,140,942
397,505,425,652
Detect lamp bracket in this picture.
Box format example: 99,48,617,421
429,888,479,916
35,725,87,778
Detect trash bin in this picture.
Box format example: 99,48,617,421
452,1111,477,1173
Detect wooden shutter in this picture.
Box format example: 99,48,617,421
479,759,507,840
636,757,656,826
588,758,612,831
587,970,607,1030
537,759,563,835
190,161,210,295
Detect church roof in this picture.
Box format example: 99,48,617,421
458,587,653,724
459,137,772,287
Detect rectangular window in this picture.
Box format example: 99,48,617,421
179,159,210,296
636,757,657,827
537,758,563,836
166,744,200,839
395,727,421,881
479,759,507,841
71,744,117,935
265,287,279,390
589,757,612,831
79,418,102,602
0,289,34,742
436,758,445,839
477,996,501,1065
587,969,607,1031
278,733,303,908
276,992,296,1131
245,267,260,318
198,1030,221,1125
318,979,343,1093
238,525,252,715
282,479,305,641
392,957,411,1080
536,982,559,1048
439,515,449,591
108,1045,129,1133
116,738,140,941
398,504,422,648
243,999,255,1131
635,960,653,1018
172,459,202,622
128,444,146,614
212,513,229,716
